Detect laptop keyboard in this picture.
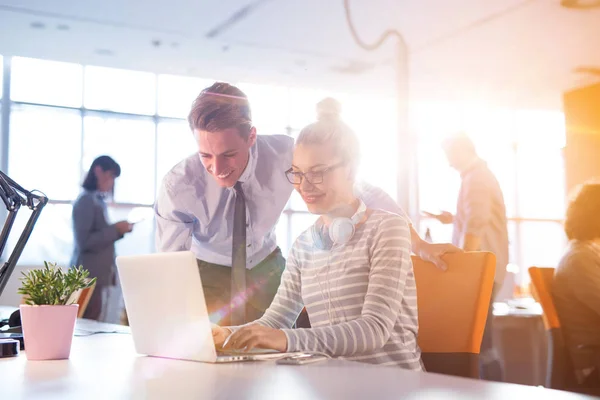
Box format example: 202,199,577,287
217,348,279,356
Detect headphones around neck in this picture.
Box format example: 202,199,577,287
311,200,367,250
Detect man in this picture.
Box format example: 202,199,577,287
431,132,509,381
155,82,459,326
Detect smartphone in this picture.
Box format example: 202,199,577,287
276,353,328,365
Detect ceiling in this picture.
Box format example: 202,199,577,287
0,0,599,110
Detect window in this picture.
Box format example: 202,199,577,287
342,94,398,198
108,206,155,256
414,101,468,222
8,104,82,200
237,83,290,135
417,137,460,216
6,204,74,266
516,147,565,219
156,120,196,192
157,74,212,118
288,86,328,130
11,57,83,107
82,114,156,205
519,221,566,269
414,103,567,288
419,218,454,244
84,66,156,115
3,55,569,294
515,110,566,220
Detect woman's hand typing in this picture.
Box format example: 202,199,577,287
211,325,231,349
222,324,287,352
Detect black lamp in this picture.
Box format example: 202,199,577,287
0,169,48,357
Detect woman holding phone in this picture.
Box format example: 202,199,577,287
70,155,133,323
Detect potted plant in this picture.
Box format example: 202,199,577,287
17,261,96,360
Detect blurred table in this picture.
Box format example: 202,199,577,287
2,301,551,388
493,299,547,387
0,321,593,400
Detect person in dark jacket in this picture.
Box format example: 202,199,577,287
70,156,133,322
553,181,600,388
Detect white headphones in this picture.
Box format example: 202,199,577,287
311,200,367,250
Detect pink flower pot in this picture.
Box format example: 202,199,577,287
19,304,78,360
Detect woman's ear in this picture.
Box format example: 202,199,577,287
347,165,357,181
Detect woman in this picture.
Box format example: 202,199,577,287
213,100,423,370
70,155,133,323
553,182,600,388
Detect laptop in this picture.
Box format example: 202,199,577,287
116,251,296,363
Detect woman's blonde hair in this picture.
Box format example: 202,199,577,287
296,97,360,178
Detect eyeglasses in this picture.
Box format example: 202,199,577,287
285,161,345,185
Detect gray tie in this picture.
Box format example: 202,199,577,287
231,182,247,325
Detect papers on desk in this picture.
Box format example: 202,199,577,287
74,319,131,336
493,299,543,316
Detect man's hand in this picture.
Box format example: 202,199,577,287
416,241,463,271
212,325,231,349
222,324,287,352
435,211,454,224
422,211,454,224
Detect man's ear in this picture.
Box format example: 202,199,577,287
247,126,257,147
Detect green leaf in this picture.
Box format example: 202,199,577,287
18,261,97,306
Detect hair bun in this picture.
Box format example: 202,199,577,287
316,97,342,122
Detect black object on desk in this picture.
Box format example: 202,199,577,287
0,332,23,350
0,338,19,357
0,170,48,357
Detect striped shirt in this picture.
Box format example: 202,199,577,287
452,158,509,284
247,209,423,370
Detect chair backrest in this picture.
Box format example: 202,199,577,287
528,267,560,330
528,267,573,389
75,283,96,318
413,251,495,378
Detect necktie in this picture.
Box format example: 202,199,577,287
231,182,247,325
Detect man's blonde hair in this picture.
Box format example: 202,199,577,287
188,82,252,139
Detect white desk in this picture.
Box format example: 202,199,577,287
0,322,595,400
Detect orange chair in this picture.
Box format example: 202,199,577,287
413,252,495,378
75,282,96,318
528,267,577,390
